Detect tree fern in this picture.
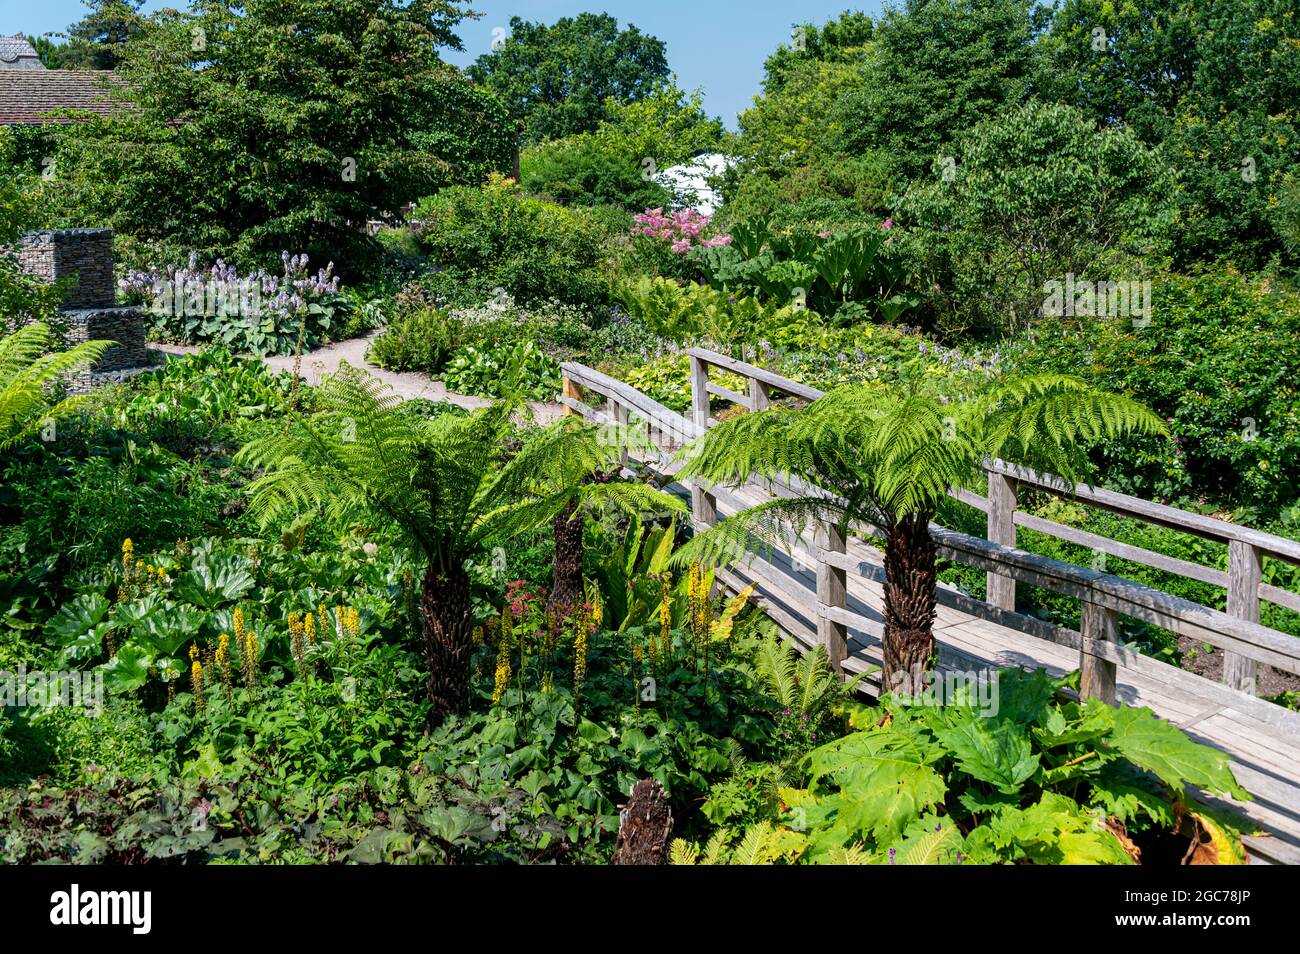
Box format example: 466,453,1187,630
673,371,1166,689
0,322,111,450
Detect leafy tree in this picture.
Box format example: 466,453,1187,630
900,101,1171,336
237,366,673,721
760,10,875,95
522,81,722,211
722,20,886,227
44,0,513,272
1039,0,1300,270
674,372,1163,690
0,135,62,335
467,14,670,145
1035,0,1199,144
833,0,1042,180
54,0,149,70
25,35,73,70
0,324,109,451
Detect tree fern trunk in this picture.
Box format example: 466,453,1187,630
548,497,584,617
882,511,938,695
421,562,473,724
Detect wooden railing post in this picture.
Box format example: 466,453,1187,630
1078,599,1118,704
986,471,1017,610
817,523,848,672
609,399,630,468
561,374,581,416
689,354,716,527
749,377,770,412
1224,540,1262,694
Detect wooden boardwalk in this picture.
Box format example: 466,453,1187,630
560,349,1300,865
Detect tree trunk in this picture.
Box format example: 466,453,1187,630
420,561,473,724
881,511,938,696
612,779,673,865
548,497,584,617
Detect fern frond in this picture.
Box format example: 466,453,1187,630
669,839,700,866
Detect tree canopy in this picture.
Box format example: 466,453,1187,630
467,13,670,146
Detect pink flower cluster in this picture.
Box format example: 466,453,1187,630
632,208,733,255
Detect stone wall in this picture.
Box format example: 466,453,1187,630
16,228,153,389
18,228,117,309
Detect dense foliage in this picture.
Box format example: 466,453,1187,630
467,13,671,145
35,0,513,272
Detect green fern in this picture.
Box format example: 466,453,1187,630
0,322,111,449
236,362,681,720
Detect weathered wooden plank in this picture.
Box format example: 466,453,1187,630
611,399,630,468
689,355,718,526
987,459,1300,565
560,375,583,417
1012,509,1228,588
929,526,1300,673
986,472,1017,611
1224,540,1263,695
750,377,771,412
705,380,750,407
687,347,826,402
1079,601,1119,703
816,523,849,670
561,362,700,442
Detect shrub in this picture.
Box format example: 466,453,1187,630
411,175,611,309
1005,269,1300,514
368,307,462,374
900,100,1172,337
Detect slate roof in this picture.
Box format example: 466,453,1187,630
0,70,129,124
0,35,44,71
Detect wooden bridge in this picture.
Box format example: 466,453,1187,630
559,347,1300,865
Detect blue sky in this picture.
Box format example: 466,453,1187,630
6,0,883,128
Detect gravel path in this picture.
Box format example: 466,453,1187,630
153,331,566,424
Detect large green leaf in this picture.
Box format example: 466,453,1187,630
101,643,153,694
807,721,947,843
173,555,256,609
137,604,206,656
935,718,1040,795
971,792,1134,865
1106,705,1250,802
45,593,110,645
47,593,113,664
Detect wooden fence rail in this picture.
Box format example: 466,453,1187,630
560,348,1300,707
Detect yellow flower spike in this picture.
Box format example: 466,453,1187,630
304,612,317,643
491,616,512,705
233,606,246,642
191,660,205,712
188,643,199,663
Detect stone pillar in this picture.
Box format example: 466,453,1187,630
17,228,153,389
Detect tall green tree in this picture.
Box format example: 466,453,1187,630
833,0,1042,181
675,372,1163,691
0,133,62,335
760,10,874,95
1039,0,1300,269
44,0,513,272
468,14,670,145
238,366,678,722
55,0,149,70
